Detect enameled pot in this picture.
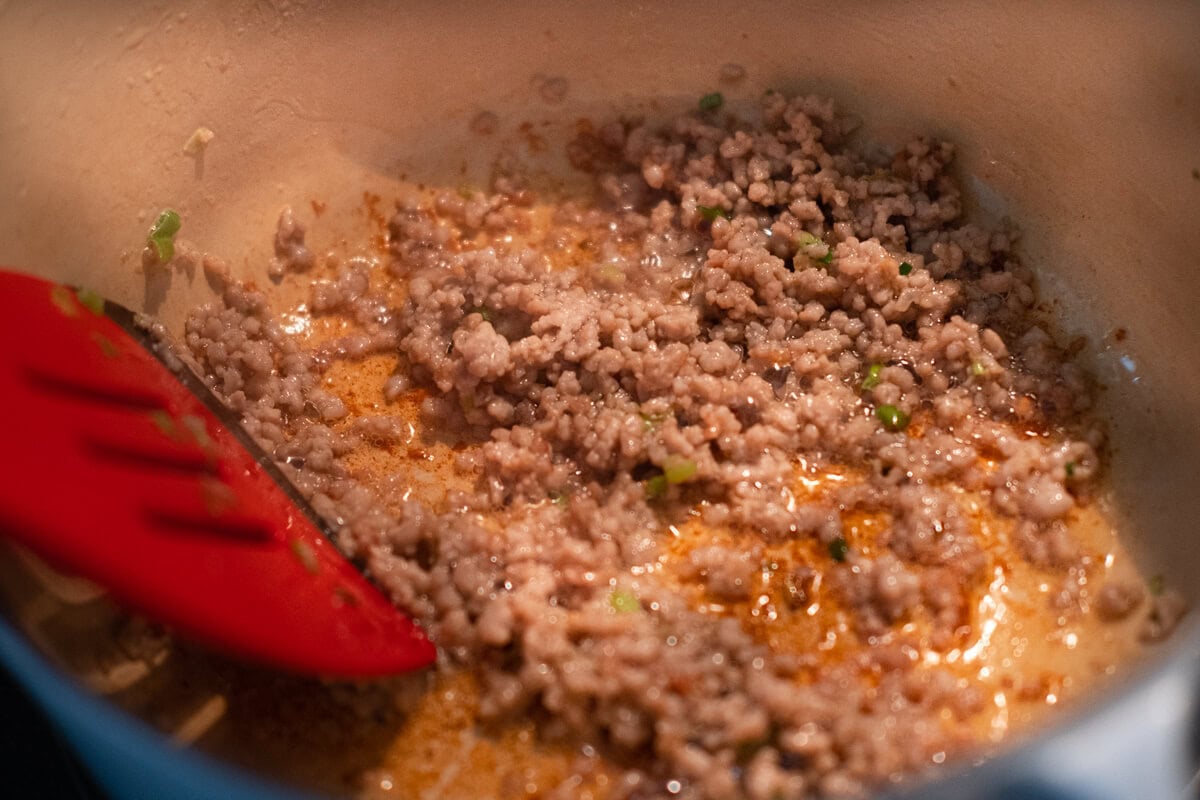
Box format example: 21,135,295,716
1,3,1197,798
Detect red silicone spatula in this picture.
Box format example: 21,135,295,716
0,268,435,677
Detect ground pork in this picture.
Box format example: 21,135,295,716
182,92,1165,799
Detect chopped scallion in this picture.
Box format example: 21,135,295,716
1064,461,1076,478
149,409,177,438
861,364,883,391
148,209,182,262
644,473,669,500
181,414,212,449
610,587,640,613
549,491,570,508
898,261,913,276
75,288,105,316
90,332,119,359
199,477,235,516
971,361,987,377
50,285,78,317
1149,574,1165,596
697,205,729,222
662,455,698,485
290,539,320,575
829,537,849,562
793,232,834,265
465,305,493,321
698,92,724,112
876,404,910,432
182,127,215,156
640,411,670,431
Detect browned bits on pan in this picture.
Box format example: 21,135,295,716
470,111,499,136
718,63,747,84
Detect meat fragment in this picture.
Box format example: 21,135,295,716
1141,590,1187,642
1095,580,1145,621
268,206,315,279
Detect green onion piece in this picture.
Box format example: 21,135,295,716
182,127,214,156
698,92,724,112
50,285,78,317
644,473,668,500
596,263,626,285
549,491,570,508
971,361,987,377
861,364,883,391
465,305,493,322
148,209,182,262
794,233,834,265
829,537,850,562
181,414,212,449
876,404,910,432
609,588,640,613
662,455,698,485
697,205,729,222
640,411,670,431
1064,461,1076,478
898,261,913,276
75,288,105,316
149,409,177,438
90,332,119,359
1149,574,1165,596
199,477,235,516
290,539,320,575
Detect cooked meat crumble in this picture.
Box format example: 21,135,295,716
179,92,1169,799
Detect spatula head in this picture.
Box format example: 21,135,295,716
0,269,436,677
